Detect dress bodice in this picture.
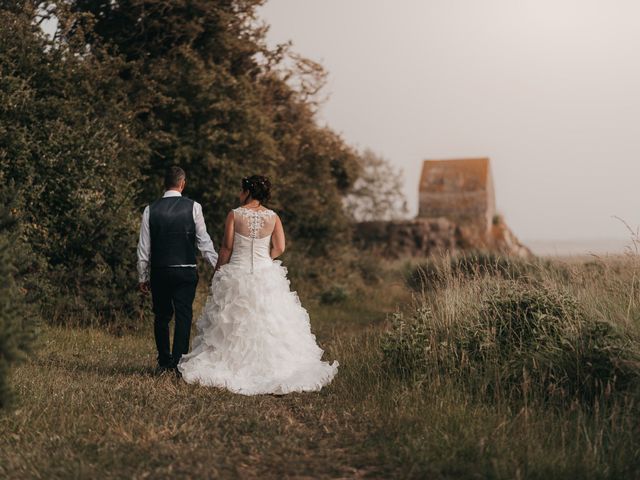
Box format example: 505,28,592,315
228,207,277,272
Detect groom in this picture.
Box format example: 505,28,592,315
137,166,218,372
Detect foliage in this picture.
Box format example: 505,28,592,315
0,186,37,408
53,0,362,255
381,305,432,379
383,278,640,404
0,4,144,323
344,148,407,222
319,285,348,305
349,251,384,285
0,0,377,326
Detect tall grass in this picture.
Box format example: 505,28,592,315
384,278,640,404
383,252,640,477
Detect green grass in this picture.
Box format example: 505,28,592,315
1,257,640,479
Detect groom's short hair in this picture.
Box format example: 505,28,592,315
165,166,186,189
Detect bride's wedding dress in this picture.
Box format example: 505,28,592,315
178,207,338,395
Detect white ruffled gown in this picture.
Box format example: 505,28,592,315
178,207,338,395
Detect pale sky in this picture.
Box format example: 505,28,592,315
258,0,640,243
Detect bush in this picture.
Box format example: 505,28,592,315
58,1,362,258
0,1,379,330
320,285,349,305
383,279,640,404
0,7,143,325
381,305,433,379
0,188,37,408
351,252,384,286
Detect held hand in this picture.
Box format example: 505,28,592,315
139,282,150,295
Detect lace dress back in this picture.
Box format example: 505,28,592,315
229,207,277,273
233,207,277,239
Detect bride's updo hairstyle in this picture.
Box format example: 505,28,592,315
242,175,271,203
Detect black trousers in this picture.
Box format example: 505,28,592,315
150,267,198,367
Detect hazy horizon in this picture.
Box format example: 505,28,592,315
258,0,640,248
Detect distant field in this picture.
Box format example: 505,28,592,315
1,256,639,479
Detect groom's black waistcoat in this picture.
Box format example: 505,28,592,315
149,197,197,268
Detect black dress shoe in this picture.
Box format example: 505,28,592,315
154,364,173,376
169,360,183,378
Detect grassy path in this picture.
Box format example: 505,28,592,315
0,279,412,479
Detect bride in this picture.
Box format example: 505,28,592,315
178,175,338,395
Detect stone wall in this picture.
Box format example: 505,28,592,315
354,216,531,258
354,218,462,258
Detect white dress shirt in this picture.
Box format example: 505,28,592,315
137,190,218,283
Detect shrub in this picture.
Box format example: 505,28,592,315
1,3,374,328
351,252,384,286
381,306,433,379
383,279,640,404
320,285,349,305
0,7,143,325
59,0,363,258
0,188,37,408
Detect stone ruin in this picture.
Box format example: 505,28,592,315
354,158,531,258
419,157,495,232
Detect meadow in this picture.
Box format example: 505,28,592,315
1,254,639,479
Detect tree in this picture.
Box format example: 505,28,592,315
0,183,37,408
344,149,408,222
0,3,144,323
0,0,369,330
54,0,361,252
